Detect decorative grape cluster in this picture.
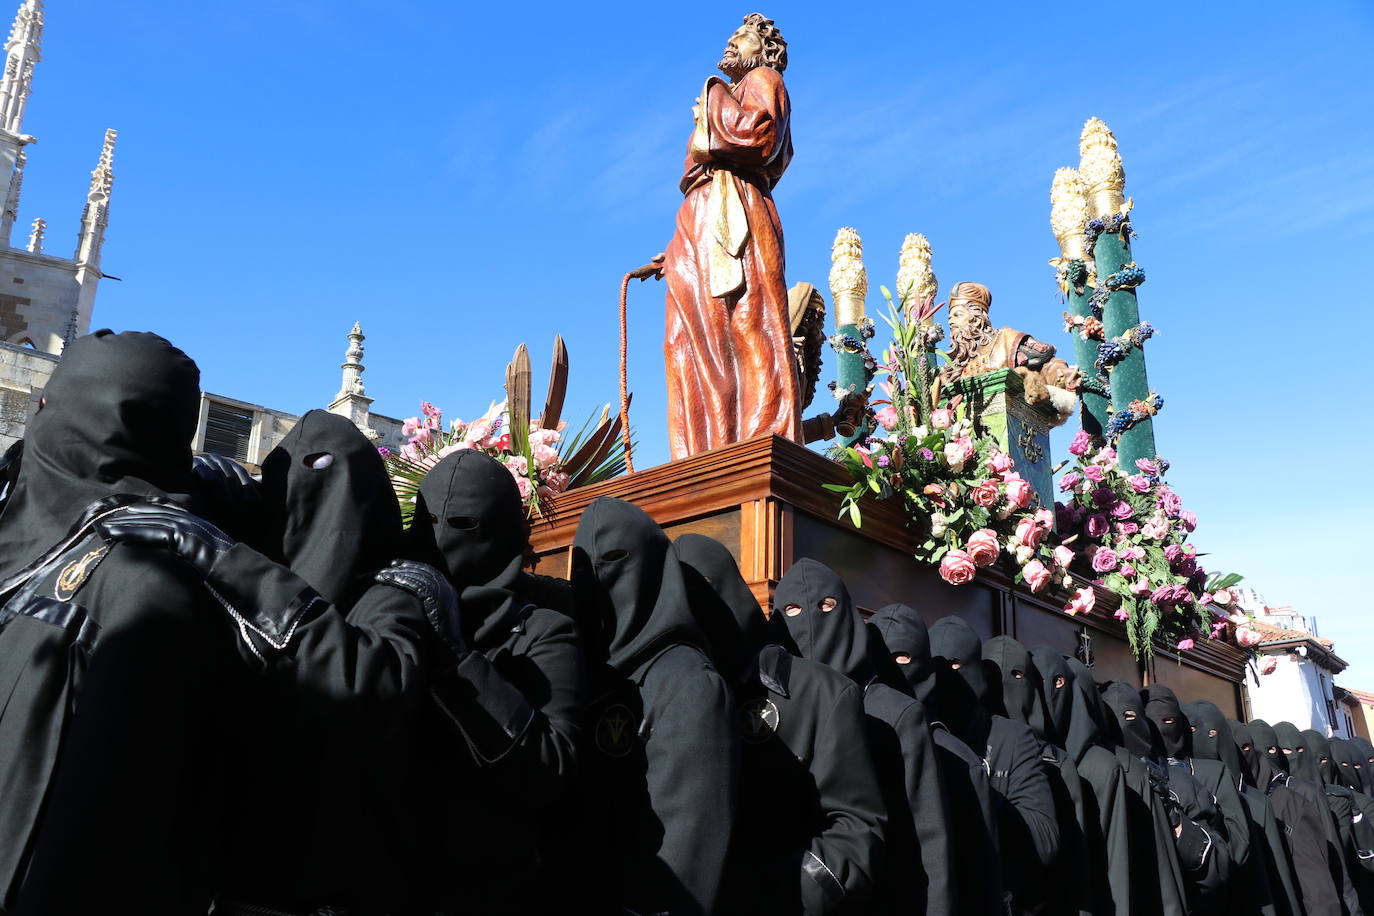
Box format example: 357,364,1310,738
1106,262,1146,291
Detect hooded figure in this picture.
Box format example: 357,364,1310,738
984,637,1088,916
570,497,737,916
406,450,586,914
1144,686,1251,876
1034,648,1132,915
928,617,1058,915
869,604,1005,914
1276,722,1318,786
1237,722,1348,916
777,559,949,915
1101,680,1233,915
0,331,238,916
1301,727,1373,914
1184,700,1296,916
679,541,885,915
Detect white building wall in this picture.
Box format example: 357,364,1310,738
1249,650,1339,733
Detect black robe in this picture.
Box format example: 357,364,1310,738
680,534,886,914
929,616,1059,915
1101,680,1233,915
1036,648,1133,916
406,449,586,914
777,559,953,915
0,332,237,915
571,497,738,915
869,603,1004,914
1243,720,1345,916
1300,726,1368,915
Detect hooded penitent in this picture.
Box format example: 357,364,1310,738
1184,700,1243,783
775,558,872,685
674,533,778,681
1280,724,1322,784
1354,737,1374,775
1142,685,1191,761
982,635,1048,739
0,330,199,578
1331,739,1367,794
1249,720,1288,776
927,616,991,745
868,603,935,705
570,497,735,916
259,410,401,609
1101,681,1161,762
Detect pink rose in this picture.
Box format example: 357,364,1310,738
1176,638,1195,651
930,408,955,429
1005,478,1034,511
1164,544,1183,565
1141,520,1169,540
874,405,899,431
1180,510,1197,532
1212,588,1233,607
504,454,529,476
401,416,422,438
513,474,533,500
1053,545,1075,568
1118,545,1143,562
1113,607,1130,621
939,549,978,585
1120,563,1137,578
1069,430,1092,456
1063,587,1095,616
1090,546,1119,573
971,480,1001,508
1127,474,1152,493
1015,517,1044,549
1156,487,1182,519
1058,471,1082,492
1094,447,1118,467
1114,521,1139,537
1083,464,1106,483
1109,500,1134,520
1084,513,1110,538
532,443,560,470
544,470,570,493
1236,627,1262,648
1130,576,1152,596
1135,458,1160,476
1034,507,1054,527
1023,559,1051,593
966,529,1001,567
1259,656,1278,675
987,451,1015,475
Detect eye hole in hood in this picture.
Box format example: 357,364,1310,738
303,452,334,469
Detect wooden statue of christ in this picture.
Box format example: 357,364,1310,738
658,13,802,460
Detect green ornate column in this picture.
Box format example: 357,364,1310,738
954,369,1056,511
1079,118,1157,467
829,227,874,446
1050,167,1108,440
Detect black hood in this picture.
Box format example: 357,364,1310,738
1063,657,1112,755
1230,720,1276,788
868,603,935,704
411,450,527,646
1141,685,1191,759
1299,728,1336,785
982,635,1049,741
776,558,873,686
259,410,400,609
570,496,704,676
1353,737,1374,775
1248,720,1287,776
1101,680,1160,762
1331,738,1367,793
674,533,782,682
1184,700,1241,783
0,330,200,578
928,616,992,744
1030,646,1079,756
1272,722,1312,782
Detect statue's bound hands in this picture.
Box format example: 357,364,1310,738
629,252,665,282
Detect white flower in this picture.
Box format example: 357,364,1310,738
912,425,929,439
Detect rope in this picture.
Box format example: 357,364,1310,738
618,271,635,474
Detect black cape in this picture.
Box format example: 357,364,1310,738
571,497,738,915
678,537,885,915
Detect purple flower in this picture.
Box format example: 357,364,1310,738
1110,500,1134,520
919,448,935,461
1180,510,1197,532
1164,544,1184,565
1056,502,1080,530
1092,487,1116,508
1156,487,1183,519
1091,547,1119,573
1150,587,1175,607
877,455,890,467
1178,557,1197,578
1085,513,1110,539
1058,471,1083,492
1127,474,1152,493
376,446,392,457
1135,458,1160,476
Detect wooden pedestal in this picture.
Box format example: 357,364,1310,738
530,434,1249,717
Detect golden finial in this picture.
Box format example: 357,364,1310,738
1078,117,1125,220
1050,168,1090,261
829,227,867,326
896,232,938,318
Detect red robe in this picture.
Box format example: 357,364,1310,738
663,65,802,460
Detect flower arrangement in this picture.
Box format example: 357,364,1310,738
1053,434,1238,658
823,290,1075,598
384,337,628,521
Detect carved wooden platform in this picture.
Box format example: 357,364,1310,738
531,434,1250,717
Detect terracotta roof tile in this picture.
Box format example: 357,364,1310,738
1251,619,1334,649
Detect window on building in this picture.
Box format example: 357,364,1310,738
203,402,253,462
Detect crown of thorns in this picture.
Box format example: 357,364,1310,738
742,12,788,72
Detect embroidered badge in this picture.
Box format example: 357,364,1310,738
741,698,780,744
595,703,638,758
54,546,109,601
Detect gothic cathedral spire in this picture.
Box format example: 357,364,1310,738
0,0,41,137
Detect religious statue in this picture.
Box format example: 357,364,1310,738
653,13,802,460
944,281,1081,424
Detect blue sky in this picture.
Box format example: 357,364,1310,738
19,1,1374,683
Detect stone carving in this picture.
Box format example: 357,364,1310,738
24,214,40,252
0,1,42,135
75,128,115,265
659,13,800,459
944,281,1080,424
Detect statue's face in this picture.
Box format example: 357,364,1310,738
719,26,763,80
949,299,986,333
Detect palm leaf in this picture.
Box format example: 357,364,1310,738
540,334,569,433
506,344,531,455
